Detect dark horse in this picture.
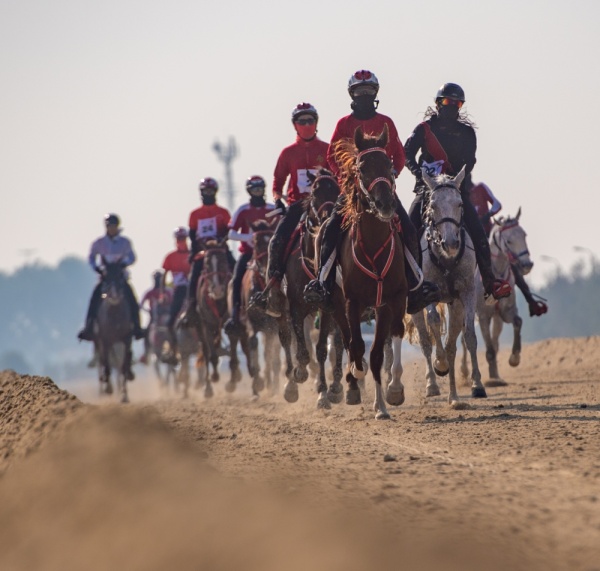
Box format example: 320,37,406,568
329,125,408,419
227,218,293,398
282,168,344,408
195,239,232,398
95,260,134,403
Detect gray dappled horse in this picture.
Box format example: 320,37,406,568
95,261,134,403
464,209,533,385
409,166,487,408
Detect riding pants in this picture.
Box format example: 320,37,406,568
267,200,306,280
232,252,252,308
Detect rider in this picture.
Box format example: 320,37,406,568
467,181,547,317
183,177,235,325
224,176,275,334
303,70,441,314
77,213,145,341
403,82,512,303
139,270,172,365
160,226,192,364
253,102,330,318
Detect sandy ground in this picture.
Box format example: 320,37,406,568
0,336,599,571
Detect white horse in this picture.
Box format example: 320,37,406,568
466,210,533,385
409,166,486,408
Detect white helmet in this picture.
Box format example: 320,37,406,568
348,70,379,96
291,102,318,123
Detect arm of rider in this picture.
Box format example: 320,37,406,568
228,229,252,243
275,198,287,214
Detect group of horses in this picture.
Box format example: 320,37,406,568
94,126,535,414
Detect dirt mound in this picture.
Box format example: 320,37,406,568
520,335,600,371
0,370,84,475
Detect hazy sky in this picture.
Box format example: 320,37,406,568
2,0,599,298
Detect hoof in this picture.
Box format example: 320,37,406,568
346,388,361,405
204,383,214,399
231,368,242,383
121,394,129,404
350,362,366,380
211,372,220,383
472,386,488,398
386,386,405,407
450,400,472,410
434,364,449,377
485,378,508,387
327,383,344,404
426,385,441,398
509,353,520,367
225,380,237,393
375,410,391,420
253,375,265,393
293,366,309,384
283,381,299,403
105,382,113,395
317,394,332,410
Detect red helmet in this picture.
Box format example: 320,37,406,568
245,175,266,195
173,226,188,240
291,102,318,123
199,177,219,193
348,70,379,96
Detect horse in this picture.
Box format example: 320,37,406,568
228,218,293,398
147,295,176,389
462,209,533,385
173,306,204,399
408,166,487,408
94,260,134,403
281,168,345,408
328,125,408,420
194,239,232,398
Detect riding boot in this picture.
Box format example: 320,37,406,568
396,200,441,314
224,303,244,335
78,284,102,341
304,201,344,308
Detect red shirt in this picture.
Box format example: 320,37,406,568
272,136,329,204
141,287,172,313
188,204,231,243
162,242,191,287
229,202,276,255
468,182,501,234
327,113,406,178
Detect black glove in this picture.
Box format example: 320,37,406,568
275,198,287,215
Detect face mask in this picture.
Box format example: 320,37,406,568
250,195,266,207
438,105,460,123
201,192,216,205
295,124,317,140
351,94,378,119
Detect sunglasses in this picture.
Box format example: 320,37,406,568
439,98,463,108
295,117,316,125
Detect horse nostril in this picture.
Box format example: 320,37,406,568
374,199,383,209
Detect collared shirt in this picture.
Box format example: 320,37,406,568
88,232,135,271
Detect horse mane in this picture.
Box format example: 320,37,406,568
331,138,362,228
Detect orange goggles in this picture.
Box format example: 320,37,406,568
439,97,463,108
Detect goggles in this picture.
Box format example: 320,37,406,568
439,97,463,108
295,117,316,125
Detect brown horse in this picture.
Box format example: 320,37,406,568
282,168,344,408
227,218,293,398
329,125,408,419
195,239,232,398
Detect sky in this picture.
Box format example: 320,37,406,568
1,0,599,299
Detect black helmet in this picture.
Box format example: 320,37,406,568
435,83,465,102
104,213,120,226
245,175,266,195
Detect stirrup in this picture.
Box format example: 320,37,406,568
303,280,326,303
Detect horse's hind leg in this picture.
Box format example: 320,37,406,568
412,310,439,397
291,308,310,384
462,305,486,400
315,315,332,410
509,313,522,368
427,306,449,377
371,308,392,420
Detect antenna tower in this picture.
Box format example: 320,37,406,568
212,137,238,213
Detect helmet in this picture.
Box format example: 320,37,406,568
291,102,318,123
348,70,379,96
246,175,266,195
435,83,465,102
173,226,188,240
104,213,120,226
199,177,219,193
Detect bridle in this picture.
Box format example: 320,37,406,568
424,183,464,247
309,174,338,223
493,219,530,267
355,147,396,219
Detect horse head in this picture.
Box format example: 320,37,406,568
306,168,340,225
250,218,276,275
353,125,397,221
200,239,230,301
422,166,466,258
492,208,533,275
100,259,126,306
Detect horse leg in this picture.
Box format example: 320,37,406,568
226,335,242,393
345,299,364,405
304,315,319,377
459,333,470,385
463,302,486,399
371,308,392,420
509,313,523,368
291,307,310,383
120,341,132,404
248,332,264,398
383,335,393,386
278,317,298,403
315,314,332,410
427,306,449,377
270,332,282,395
412,310,439,397
478,311,500,382
326,326,344,404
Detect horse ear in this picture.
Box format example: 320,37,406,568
454,165,466,189
516,206,522,220
376,124,389,149
422,167,436,190
354,126,366,150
